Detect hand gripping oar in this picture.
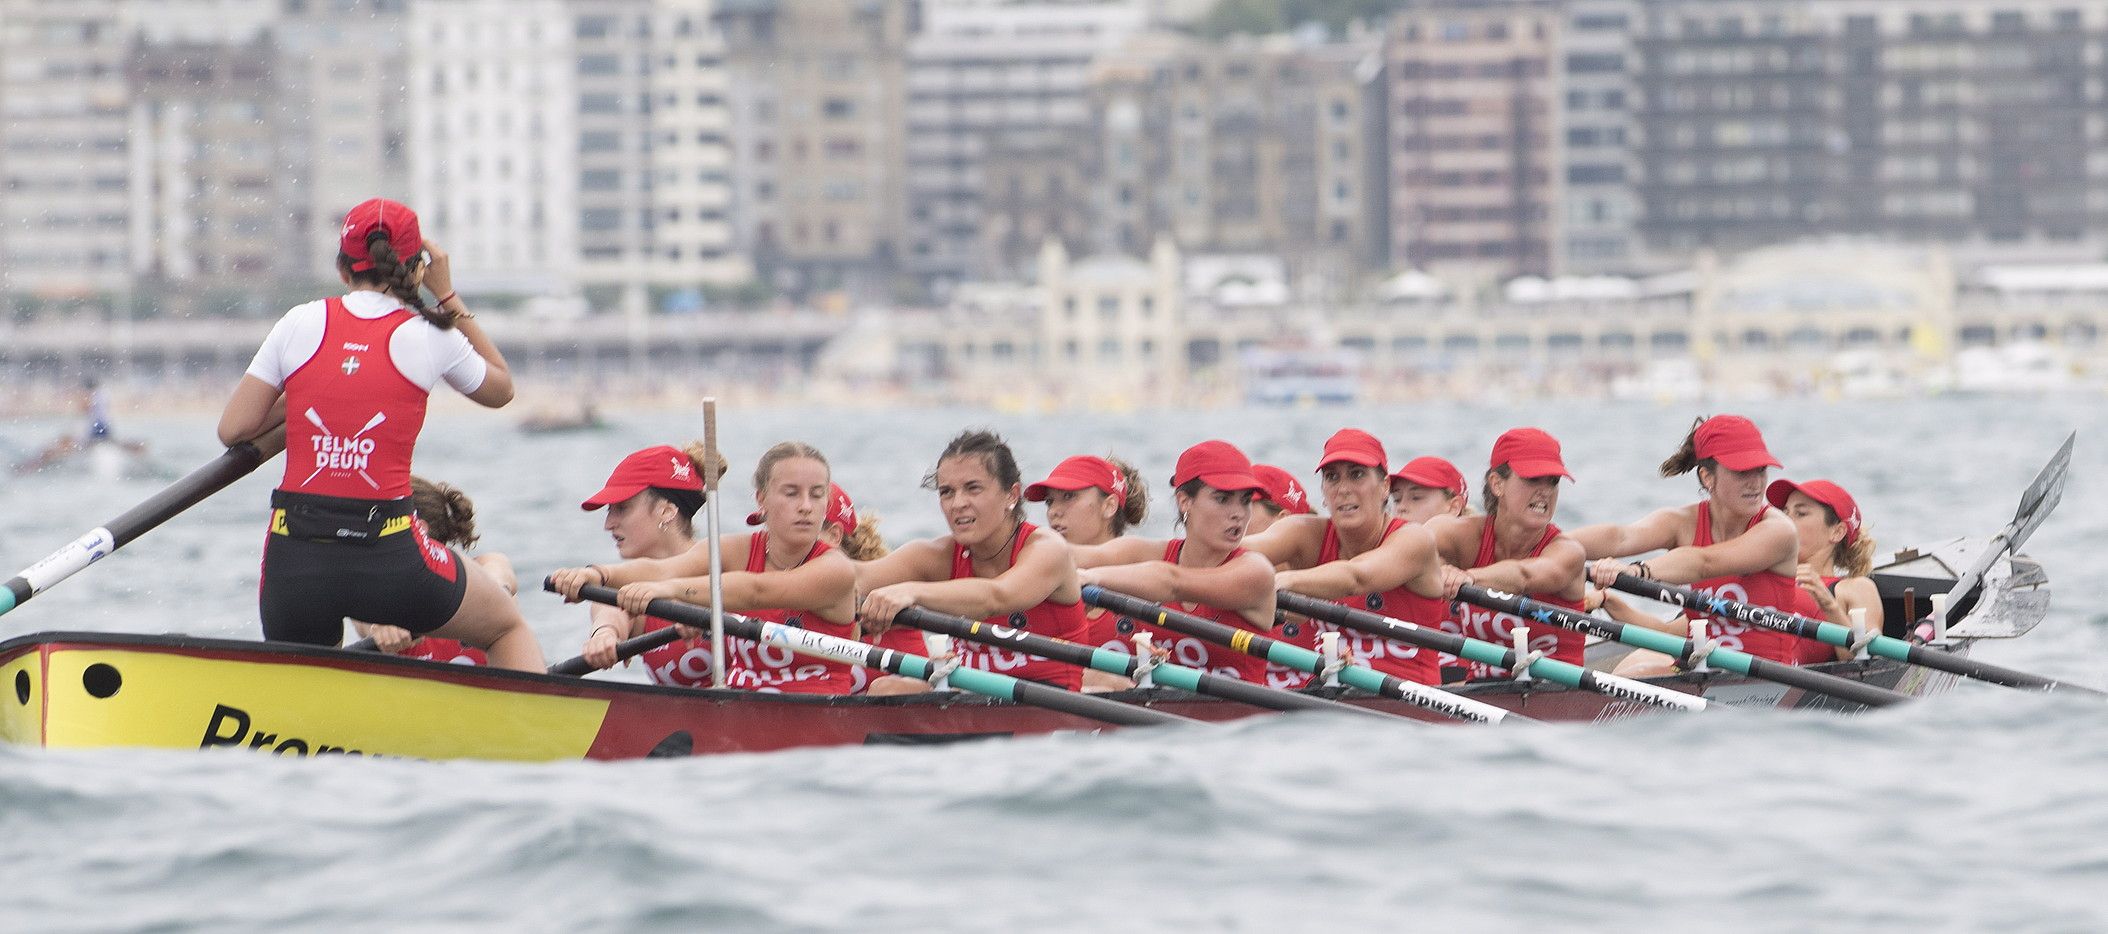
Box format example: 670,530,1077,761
2,423,288,617
556,581,1197,729
1602,571,2105,698
892,606,1402,720
1934,431,2072,638
546,625,684,676
1460,584,1908,709
1275,591,1706,713
1082,585,1527,724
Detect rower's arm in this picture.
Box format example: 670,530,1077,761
1645,514,1796,583
1241,515,1325,569
901,529,1071,620
1569,508,1683,559
1467,536,1586,600
854,538,952,591
216,376,285,446
594,537,726,587
1277,523,1437,600
1826,576,1885,661
1070,537,1161,569
1087,552,1277,629
721,551,857,617
1598,590,1687,635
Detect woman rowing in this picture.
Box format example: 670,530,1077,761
1071,440,1277,682
1771,477,1882,662
1248,463,1311,535
1423,429,1586,682
1244,428,1461,685
817,483,887,560
1024,454,1148,690
1390,455,1468,523
355,477,517,665
546,445,704,683
551,442,864,694
858,429,1089,693
1572,415,1832,673
216,198,543,671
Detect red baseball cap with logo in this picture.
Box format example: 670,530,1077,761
747,482,859,538
339,198,423,272
1024,455,1127,508
1391,455,1467,495
1172,440,1269,499
1694,415,1781,472
581,445,702,510
1767,478,1862,545
1252,464,1311,514
1316,428,1387,473
1489,427,1574,480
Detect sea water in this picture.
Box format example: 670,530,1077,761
2,397,2105,931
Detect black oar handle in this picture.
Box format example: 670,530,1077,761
1459,584,1908,709
895,606,1394,719
557,582,1193,728
547,626,684,677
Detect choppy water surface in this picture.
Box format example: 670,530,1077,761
2,398,2105,931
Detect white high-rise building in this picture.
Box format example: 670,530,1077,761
645,0,748,296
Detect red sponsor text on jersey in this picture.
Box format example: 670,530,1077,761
1441,519,1586,681
1318,518,1442,685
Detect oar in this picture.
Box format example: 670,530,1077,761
1601,571,2104,698
2,423,288,617
558,581,1198,728
546,625,682,677
1934,431,2072,636
1275,591,1706,712
1083,585,1527,724
1457,584,1908,709
893,606,1402,720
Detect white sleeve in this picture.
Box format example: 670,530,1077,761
243,302,327,388
433,326,487,395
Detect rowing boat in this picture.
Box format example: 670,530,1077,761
0,535,2045,761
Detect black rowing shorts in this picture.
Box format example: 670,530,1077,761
259,489,469,646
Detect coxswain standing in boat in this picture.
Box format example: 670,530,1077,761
1770,477,1883,662
1071,440,1278,683
354,476,518,665
1025,454,1149,690
217,198,543,670
1389,455,1469,524
552,442,863,694
1423,428,1587,682
857,429,1090,694
1571,415,1833,677
544,445,705,681
1243,428,1463,685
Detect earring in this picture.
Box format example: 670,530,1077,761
658,519,671,531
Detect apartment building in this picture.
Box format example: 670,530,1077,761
1561,0,1641,272
275,0,413,286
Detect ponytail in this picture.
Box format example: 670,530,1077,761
340,232,454,329
839,510,891,561
1108,456,1148,535
409,476,479,548
1659,415,1715,478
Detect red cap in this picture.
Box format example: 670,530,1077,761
1252,464,1311,514
1172,440,1268,499
1694,415,1781,472
1488,428,1573,480
581,445,701,510
747,482,858,537
339,198,423,273
1024,455,1127,509
1767,478,1862,546
1391,455,1466,495
1316,428,1387,473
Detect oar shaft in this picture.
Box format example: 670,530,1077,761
1082,585,1523,724
2,425,287,616
1609,573,2103,698
560,582,1195,728
894,607,1396,719
1462,584,1907,708
546,625,683,677
1277,591,1705,712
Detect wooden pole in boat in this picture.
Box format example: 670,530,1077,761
1455,584,1909,708
892,606,1405,720
1082,585,1527,724
1600,571,2104,698
1274,591,1707,712
702,398,727,689
557,581,1199,728
1,423,287,618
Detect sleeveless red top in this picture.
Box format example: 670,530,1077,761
720,532,862,694
1317,518,1441,685
1122,540,1271,683
944,521,1086,690
401,637,486,666
280,297,427,500
1440,519,1586,681
1689,503,1831,664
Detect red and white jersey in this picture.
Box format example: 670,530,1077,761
1688,503,1831,665
720,532,864,694
1127,540,1271,683
945,522,1087,691
1317,518,1442,685
253,293,483,500
1441,519,1586,682
637,616,716,688
401,636,486,666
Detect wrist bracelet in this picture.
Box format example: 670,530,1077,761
1632,561,1652,580
435,290,458,307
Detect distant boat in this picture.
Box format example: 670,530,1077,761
12,437,171,482
1242,347,1360,406
519,401,608,434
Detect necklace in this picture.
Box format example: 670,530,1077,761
968,520,1020,564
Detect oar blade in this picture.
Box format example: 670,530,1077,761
2007,430,2072,553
